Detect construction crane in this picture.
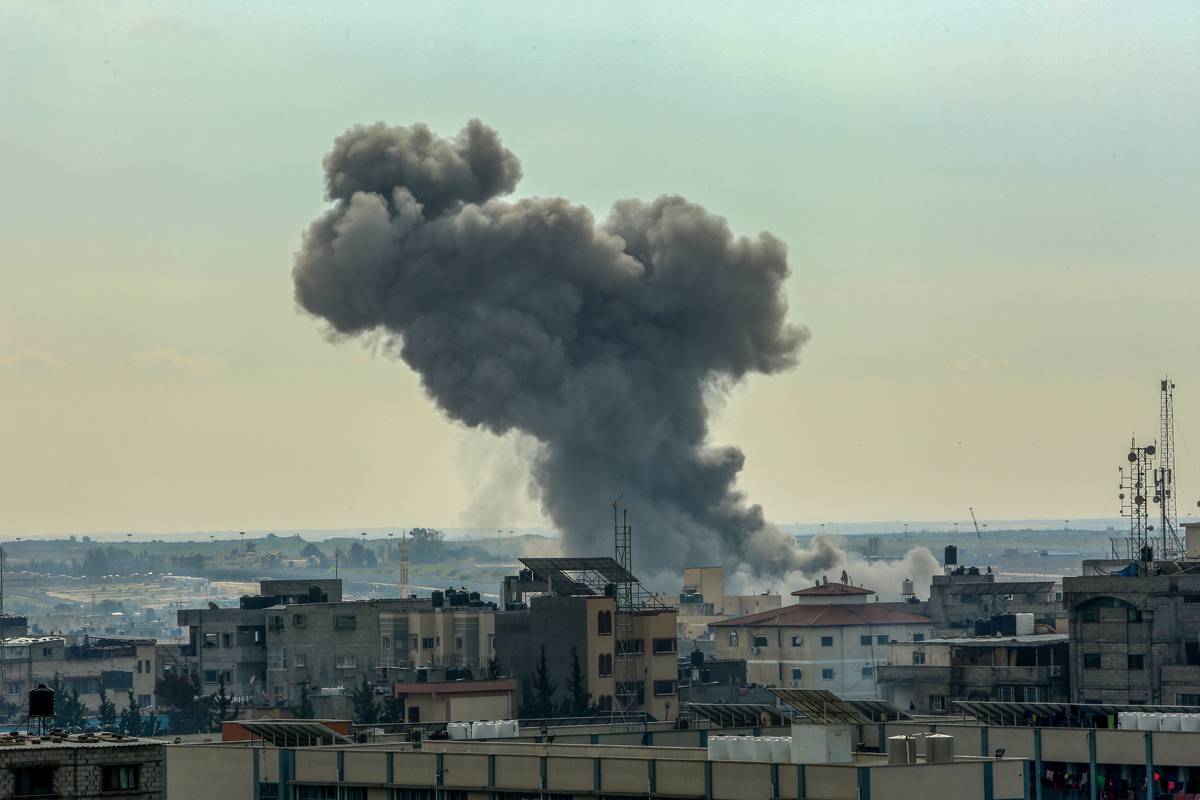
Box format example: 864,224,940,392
969,507,983,540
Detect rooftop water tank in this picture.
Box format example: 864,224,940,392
770,737,791,763
447,722,470,740
926,734,955,764
887,735,916,765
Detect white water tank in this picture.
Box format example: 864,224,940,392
1014,613,1035,636
887,735,916,765
447,722,470,740
707,736,731,761
770,737,792,763
1117,712,1135,730
1137,713,1160,731
471,720,497,739
927,734,955,764
1180,715,1200,732
750,737,773,762
728,737,755,761
1162,714,1183,732
791,724,853,764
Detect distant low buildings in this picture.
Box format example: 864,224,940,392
174,579,497,718
673,566,782,643
0,635,157,715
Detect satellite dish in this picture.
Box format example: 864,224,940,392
1146,445,1157,455
1129,452,1139,463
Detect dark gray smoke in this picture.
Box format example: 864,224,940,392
293,119,809,576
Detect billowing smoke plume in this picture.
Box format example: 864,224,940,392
729,537,941,601
293,119,809,576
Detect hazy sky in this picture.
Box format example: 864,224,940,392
2,2,1198,537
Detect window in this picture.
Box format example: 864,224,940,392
259,783,280,800
454,636,463,650
293,653,306,668
203,633,218,648
821,668,834,680
1081,608,1100,623
820,636,834,647
1178,693,1200,705
334,615,356,630
269,615,284,631
859,635,872,646
295,787,365,800
728,631,738,646
102,765,139,791
912,651,926,665
335,654,357,669
862,665,874,677
790,635,803,646
12,767,54,797
653,638,677,654
791,668,803,680
597,610,612,635
204,670,218,683
292,614,306,628
407,706,420,723
1128,654,1145,670
138,694,151,707
877,635,888,645
930,695,946,712
912,634,925,642
598,653,613,677
421,637,435,649
1023,686,1044,702
222,633,232,647
617,639,644,655
653,679,676,696
41,648,52,657
617,681,645,704
1083,653,1102,669
752,635,769,648
136,659,143,673
268,648,288,670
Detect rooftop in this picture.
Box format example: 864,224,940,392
710,603,930,628
0,731,161,750
902,634,1068,648
790,582,875,597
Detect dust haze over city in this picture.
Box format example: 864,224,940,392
1,4,1198,795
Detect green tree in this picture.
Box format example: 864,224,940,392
156,672,210,734
209,674,237,730
379,696,406,724
49,676,86,730
97,689,118,730
292,683,315,719
351,677,378,725
486,656,503,680
528,645,557,718
564,645,592,717
119,692,143,735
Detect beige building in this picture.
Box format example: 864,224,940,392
710,584,931,699
0,732,163,799
497,558,678,719
391,678,516,724
0,635,157,713
676,566,782,643
164,725,1030,800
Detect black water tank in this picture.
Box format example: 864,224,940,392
431,591,444,608
974,618,991,636
28,684,54,718
944,545,958,566
468,592,480,603
690,650,704,667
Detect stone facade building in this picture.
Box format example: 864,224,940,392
0,734,162,799
1063,550,1200,705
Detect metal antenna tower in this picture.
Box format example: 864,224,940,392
1119,439,1156,561
1155,377,1184,560
612,498,639,725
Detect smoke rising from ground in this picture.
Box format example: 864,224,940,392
294,119,809,576
729,537,940,601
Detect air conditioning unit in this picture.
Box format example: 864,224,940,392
1049,665,1062,677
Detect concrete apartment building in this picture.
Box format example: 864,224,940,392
497,558,679,719
0,732,163,800
1062,524,1200,705
0,635,157,713
876,634,1070,714
926,568,1064,636
710,582,931,698
175,579,497,715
